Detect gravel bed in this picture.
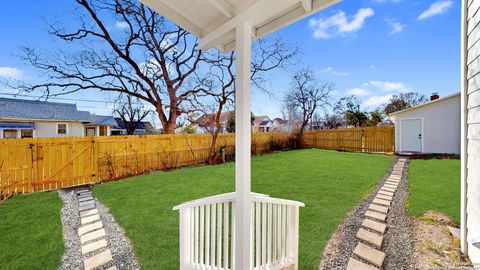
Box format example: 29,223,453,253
319,158,414,270
96,197,140,270
58,189,83,270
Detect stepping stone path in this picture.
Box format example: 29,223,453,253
346,158,408,270
75,188,117,270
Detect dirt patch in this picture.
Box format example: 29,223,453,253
413,211,470,269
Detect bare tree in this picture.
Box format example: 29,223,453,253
114,95,151,135
17,0,203,133
322,114,344,129
283,68,332,137
187,39,297,164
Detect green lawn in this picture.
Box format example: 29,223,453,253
0,191,64,270
408,159,461,223
94,149,394,269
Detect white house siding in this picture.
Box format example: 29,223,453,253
462,0,480,263
34,121,85,138
394,95,461,154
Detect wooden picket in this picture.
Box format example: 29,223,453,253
303,126,395,153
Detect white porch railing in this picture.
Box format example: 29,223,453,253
173,193,305,270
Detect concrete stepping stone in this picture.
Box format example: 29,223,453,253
79,196,94,202
380,187,396,193
80,209,99,218
375,194,393,201
368,204,388,214
79,203,96,212
77,192,92,197
372,198,391,206
346,258,378,270
84,250,113,270
81,229,107,244
365,210,387,222
353,242,386,268
386,180,399,185
357,228,384,248
79,201,95,207
81,214,101,225
384,183,398,189
362,218,387,234
378,190,394,197
76,189,89,194
82,239,108,255
78,221,103,236
106,266,118,270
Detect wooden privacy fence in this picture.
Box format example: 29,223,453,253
0,133,276,198
303,126,395,153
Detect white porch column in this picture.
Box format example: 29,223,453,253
235,22,252,270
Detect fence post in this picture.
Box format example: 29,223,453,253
179,207,192,270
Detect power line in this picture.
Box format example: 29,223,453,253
0,92,144,105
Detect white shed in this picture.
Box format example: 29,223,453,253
461,0,480,264
389,93,461,154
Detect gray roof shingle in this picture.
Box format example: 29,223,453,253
0,98,92,122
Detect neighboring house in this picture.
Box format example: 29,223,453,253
461,1,480,264
272,118,290,132
0,98,119,139
193,111,232,134
111,117,153,135
0,98,91,139
253,116,273,132
389,92,460,154
84,115,118,136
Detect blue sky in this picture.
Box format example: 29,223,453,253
0,0,461,124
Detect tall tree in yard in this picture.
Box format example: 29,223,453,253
283,68,332,136
18,0,202,134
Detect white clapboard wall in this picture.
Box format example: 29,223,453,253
462,0,480,264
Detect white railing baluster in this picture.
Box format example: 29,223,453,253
255,202,260,268
231,202,235,270
217,203,222,268
267,203,272,264
261,202,267,267
276,204,282,260
194,206,198,265
211,203,216,267
206,204,211,266
224,202,229,270
200,205,205,265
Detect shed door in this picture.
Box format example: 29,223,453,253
401,119,422,152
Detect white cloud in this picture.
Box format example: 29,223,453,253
0,67,23,80
362,94,393,108
386,19,406,35
309,8,375,39
365,80,410,92
323,67,350,76
115,21,129,29
418,0,453,20
347,88,371,96
370,64,376,69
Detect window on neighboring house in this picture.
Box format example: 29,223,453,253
99,126,108,136
21,129,33,138
3,129,18,139
57,124,67,135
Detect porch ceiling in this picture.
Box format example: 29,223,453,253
138,0,340,51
